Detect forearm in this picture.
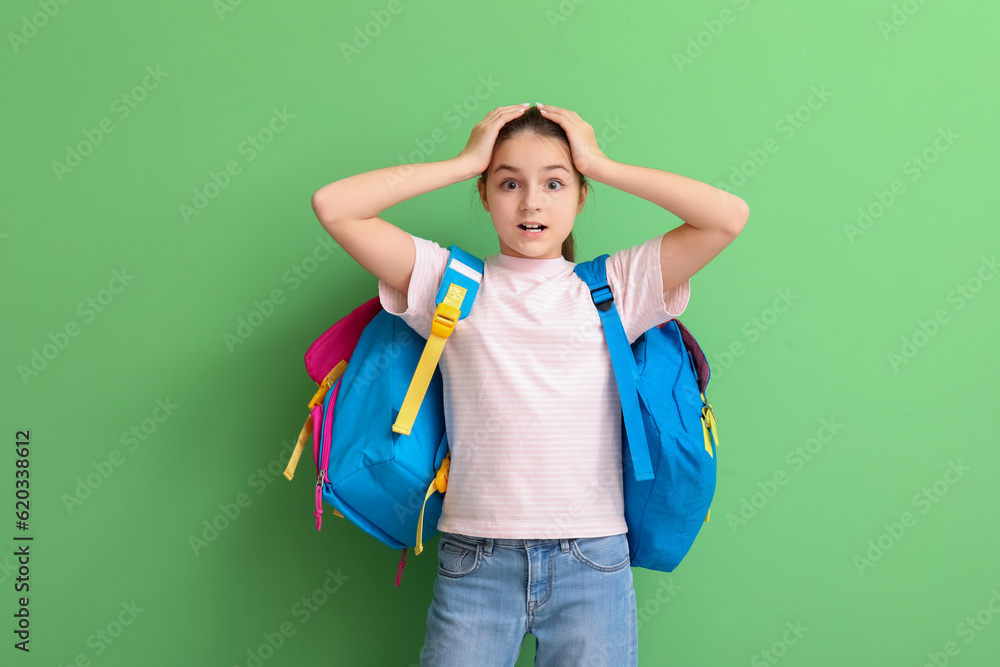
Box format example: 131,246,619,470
312,156,478,223
588,157,748,234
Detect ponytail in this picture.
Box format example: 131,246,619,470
561,231,576,262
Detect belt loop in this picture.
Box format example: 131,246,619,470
483,538,493,556
560,538,571,553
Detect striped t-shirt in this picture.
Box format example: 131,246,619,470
377,233,690,538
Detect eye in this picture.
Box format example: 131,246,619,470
498,179,564,191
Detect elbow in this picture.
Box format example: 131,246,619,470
727,196,749,235
311,187,340,229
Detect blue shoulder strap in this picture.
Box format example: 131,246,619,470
435,245,484,318
573,256,654,482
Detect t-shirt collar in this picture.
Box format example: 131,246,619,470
488,252,574,275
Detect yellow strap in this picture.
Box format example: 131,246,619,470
701,393,718,522
701,414,719,521
283,415,314,481
701,393,719,521
414,455,451,555
392,286,466,436
701,396,718,458
284,360,348,482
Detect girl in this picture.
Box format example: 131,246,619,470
312,103,748,667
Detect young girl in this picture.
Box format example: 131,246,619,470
312,103,748,666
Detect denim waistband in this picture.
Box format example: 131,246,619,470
442,532,623,557
442,532,570,555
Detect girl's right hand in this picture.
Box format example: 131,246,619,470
456,104,529,176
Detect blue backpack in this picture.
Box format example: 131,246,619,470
574,256,719,572
282,246,484,586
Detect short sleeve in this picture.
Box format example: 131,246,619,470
377,233,450,340
605,234,691,343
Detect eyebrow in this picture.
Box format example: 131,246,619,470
493,164,569,174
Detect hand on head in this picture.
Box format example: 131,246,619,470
457,104,531,176
532,104,607,177
457,104,608,179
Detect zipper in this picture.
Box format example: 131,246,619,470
314,377,341,531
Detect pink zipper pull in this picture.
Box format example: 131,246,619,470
314,471,326,531
395,548,407,587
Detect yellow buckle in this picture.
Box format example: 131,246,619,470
430,303,461,339
308,360,347,409
701,403,718,458
434,455,451,493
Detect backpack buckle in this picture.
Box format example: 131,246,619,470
589,286,614,312
431,303,461,338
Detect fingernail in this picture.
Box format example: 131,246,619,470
536,103,544,107
522,103,529,106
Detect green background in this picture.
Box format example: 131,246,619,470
2,0,998,665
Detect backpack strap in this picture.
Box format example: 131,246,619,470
573,256,655,482
283,360,348,481
413,432,452,556
414,453,451,555
392,246,484,435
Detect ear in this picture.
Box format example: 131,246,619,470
576,181,588,214
477,178,490,212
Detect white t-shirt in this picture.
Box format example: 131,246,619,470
378,233,690,538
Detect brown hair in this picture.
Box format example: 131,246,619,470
477,106,588,261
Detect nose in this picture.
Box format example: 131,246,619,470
520,184,543,210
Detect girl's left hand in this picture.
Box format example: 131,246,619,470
536,104,608,177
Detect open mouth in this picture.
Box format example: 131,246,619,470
518,223,547,233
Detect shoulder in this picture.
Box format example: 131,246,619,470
602,235,689,339
407,233,451,278
604,235,662,276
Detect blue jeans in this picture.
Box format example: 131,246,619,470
419,532,638,666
